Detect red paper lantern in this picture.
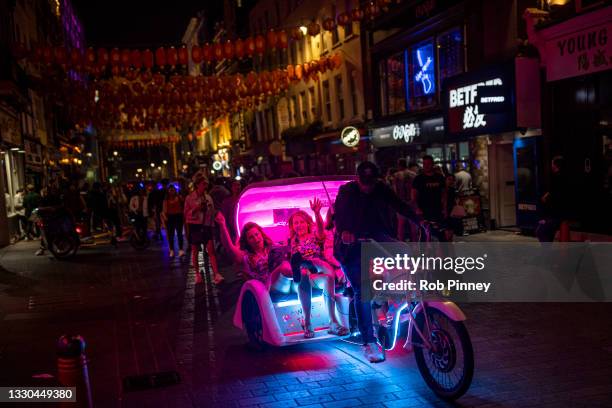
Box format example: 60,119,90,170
365,2,379,19
70,48,81,68
111,65,120,76
191,45,202,64
120,49,131,67
323,17,336,32
155,47,166,66
290,27,303,41
254,35,265,55
310,60,320,74
153,73,165,86
223,40,234,60
278,30,289,49
54,46,67,66
245,37,255,57
351,7,365,21
110,48,121,66
295,64,303,80
166,47,178,66
266,29,278,49
41,46,53,65
202,43,212,63
307,22,321,36
85,47,96,69
178,46,188,65
142,49,153,68
234,38,245,59
331,53,342,69
140,70,153,84
213,43,223,61
130,49,142,68
337,12,351,26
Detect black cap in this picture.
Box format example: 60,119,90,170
356,161,380,185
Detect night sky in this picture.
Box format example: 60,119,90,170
71,0,223,48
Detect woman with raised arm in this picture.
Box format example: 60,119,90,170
287,197,349,339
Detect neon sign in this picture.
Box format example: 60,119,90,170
413,42,435,96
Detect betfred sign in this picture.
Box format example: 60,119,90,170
443,64,516,137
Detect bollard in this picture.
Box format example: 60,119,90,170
57,335,93,408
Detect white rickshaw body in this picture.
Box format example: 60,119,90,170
232,176,354,346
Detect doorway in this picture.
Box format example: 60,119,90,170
495,142,516,227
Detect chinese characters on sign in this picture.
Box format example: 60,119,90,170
449,78,504,130
545,20,611,82
444,64,515,137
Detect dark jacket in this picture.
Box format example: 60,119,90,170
333,180,419,238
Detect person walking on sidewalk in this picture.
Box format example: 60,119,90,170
537,156,570,242
184,171,223,285
162,185,185,259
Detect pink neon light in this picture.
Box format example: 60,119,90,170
235,178,353,243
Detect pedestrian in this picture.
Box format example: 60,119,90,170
412,155,449,241
220,180,242,242
184,171,223,285
333,161,421,363
162,185,185,259
129,187,149,241
87,182,108,232
393,159,418,241
536,156,570,242
23,184,41,240
13,188,26,239
106,185,123,238
454,164,473,195
147,182,165,241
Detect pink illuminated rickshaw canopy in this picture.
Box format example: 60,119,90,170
235,176,355,244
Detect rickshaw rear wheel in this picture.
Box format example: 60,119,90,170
412,307,474,401
242,291,266,351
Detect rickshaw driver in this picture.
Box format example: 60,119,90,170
333,161,422,363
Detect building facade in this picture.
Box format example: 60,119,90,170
363,0,543,233
249,0,368,176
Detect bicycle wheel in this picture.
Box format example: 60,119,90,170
412,307,474,400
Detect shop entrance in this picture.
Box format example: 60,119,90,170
495,143,516,227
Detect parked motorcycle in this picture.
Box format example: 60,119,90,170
32,206,80,259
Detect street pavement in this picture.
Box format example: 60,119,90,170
0,232,611,407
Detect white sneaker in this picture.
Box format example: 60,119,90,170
362,343,385,363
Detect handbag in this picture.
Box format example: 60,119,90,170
450,204,466,218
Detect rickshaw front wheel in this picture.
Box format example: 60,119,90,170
412,307,474,401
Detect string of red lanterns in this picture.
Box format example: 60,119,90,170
10,1,389,73
48,53,343,133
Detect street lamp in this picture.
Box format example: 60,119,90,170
137,168,142,173
113,151,118,156
150,162,155,167
299,26,308,35
162,160,168,165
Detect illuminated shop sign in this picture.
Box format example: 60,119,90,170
371,117,444,148
340,126,360,147
413,42,436,96
444,64,516,137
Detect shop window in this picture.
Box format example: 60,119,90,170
323,80,332,122
386,51,407,115
335,74,345,121
300,91,308,123
438,27,464,85
331,5,339,45
309,86,317,117
350,71,358,117
292,95,300,125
